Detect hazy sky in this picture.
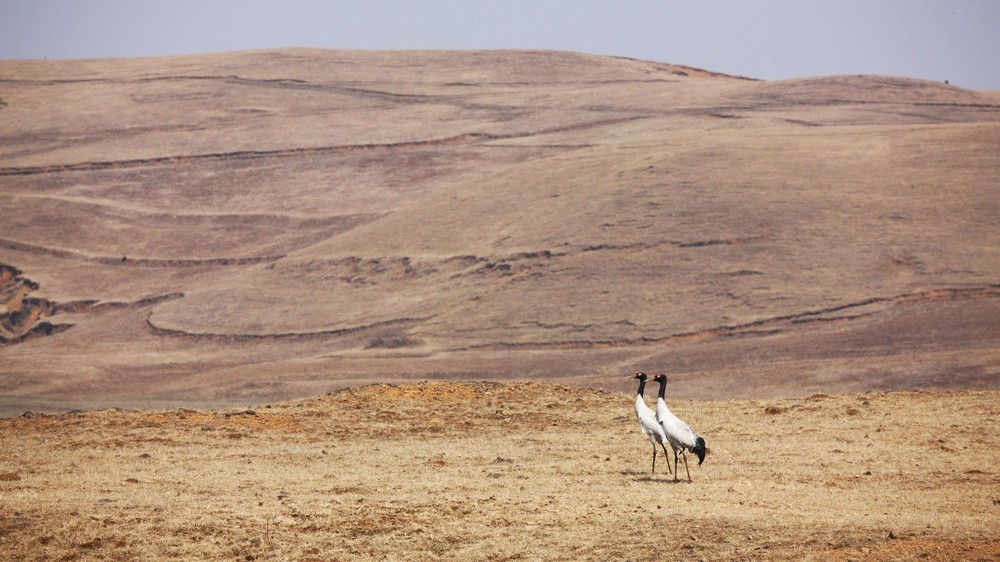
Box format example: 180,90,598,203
2,1,998,89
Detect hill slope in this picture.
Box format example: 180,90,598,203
1,49,999,414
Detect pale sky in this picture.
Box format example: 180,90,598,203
2,0,999,90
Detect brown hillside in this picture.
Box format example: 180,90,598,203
1,49,999,415
0,382,997,560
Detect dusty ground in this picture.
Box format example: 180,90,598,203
1,49,999,415
1,381,997,561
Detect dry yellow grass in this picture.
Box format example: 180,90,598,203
2,381,997,560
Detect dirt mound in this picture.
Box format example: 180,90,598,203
328,379,600,406
296,380,621,438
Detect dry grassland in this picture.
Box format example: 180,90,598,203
1,49,999,560
2,381,998,561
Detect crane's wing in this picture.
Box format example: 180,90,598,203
657,405,698,450
636,398,667,442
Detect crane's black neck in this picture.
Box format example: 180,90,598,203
635,378,647,398
656,377,666,400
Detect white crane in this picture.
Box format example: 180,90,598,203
631,372,673,475
652,373,706,482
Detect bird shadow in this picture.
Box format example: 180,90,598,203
621,470,690,484
633,476,690,484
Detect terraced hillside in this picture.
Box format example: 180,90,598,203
1,50,999,414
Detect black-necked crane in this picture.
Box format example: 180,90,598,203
631,372,673,475
652,373,706,482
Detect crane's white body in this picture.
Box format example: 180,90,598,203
653,373,706,482
656,399,699,453
632,373,672,475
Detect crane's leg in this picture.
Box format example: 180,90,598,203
660,442,673,475
651,444,657,474
681,450,692,482
673,449,680,482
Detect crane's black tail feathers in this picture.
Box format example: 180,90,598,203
693,437,707,466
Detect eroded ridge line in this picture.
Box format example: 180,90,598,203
1,262,185,346
458,284,1000,351
0,238,284,267
0,133,496,176
144,314,434,343
0,114,653,177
